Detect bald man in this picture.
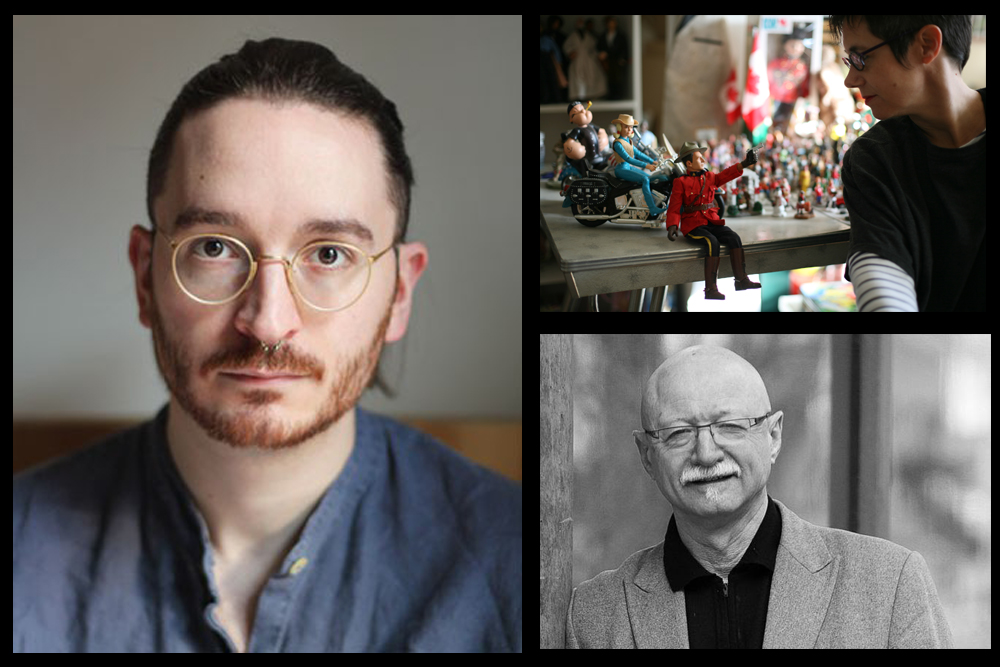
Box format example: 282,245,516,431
566,346,953,649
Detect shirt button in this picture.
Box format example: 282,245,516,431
288,557,309,576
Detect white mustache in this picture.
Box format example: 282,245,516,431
682,463,740,485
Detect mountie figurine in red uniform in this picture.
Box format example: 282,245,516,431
667,141,761,300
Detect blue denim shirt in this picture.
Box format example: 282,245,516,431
13,406,521,652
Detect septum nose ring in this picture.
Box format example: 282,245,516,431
260,340,283,355
258,340,283,369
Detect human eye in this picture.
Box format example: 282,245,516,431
715,419,749,437
655,426,694,447
187,236,244,262
300,242,360,272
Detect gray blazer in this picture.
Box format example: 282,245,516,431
567,499,953,648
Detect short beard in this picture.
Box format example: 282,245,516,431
149,289,391,452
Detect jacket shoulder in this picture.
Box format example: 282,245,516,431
574,542,653,596
814,523,912,562
567,542,661,648
776,500,953,648
778,500,915,590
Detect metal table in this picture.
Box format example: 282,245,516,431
540,183,851,311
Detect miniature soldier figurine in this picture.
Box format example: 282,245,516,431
666,141,761,299
794,190,815,218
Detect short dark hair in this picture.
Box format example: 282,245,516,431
827,15,972,71
146,37,413,242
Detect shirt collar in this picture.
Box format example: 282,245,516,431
662,495,781,592
144,403,383,577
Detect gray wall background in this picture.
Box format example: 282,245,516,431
13,15,521,419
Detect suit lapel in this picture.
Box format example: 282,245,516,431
625,541,689,648
763,499,838,648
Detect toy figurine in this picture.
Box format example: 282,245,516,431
827,185,843,211
610,114,666,218
753,182,764,214
563,131,675,227
773,186,788,217
666,141,761,300
726,183,739,217
794,191,815,219
561,100,610,176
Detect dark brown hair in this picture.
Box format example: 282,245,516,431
146,37,413,242
827,15,972,71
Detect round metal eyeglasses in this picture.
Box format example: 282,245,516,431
153,225,396,312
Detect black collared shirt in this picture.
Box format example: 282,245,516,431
662,496,782,649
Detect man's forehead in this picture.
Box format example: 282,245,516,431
162,98,393,247
641,346,769,427
170,205,376,248
178,98,379,159
644,378,749,426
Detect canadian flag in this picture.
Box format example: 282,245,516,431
742,28,772,145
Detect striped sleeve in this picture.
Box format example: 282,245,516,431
847,252,919,312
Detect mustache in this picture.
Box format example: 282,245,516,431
682,462,740,485
200,339,324,381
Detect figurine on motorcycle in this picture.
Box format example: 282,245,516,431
562,117,677,229
561,100,610,177
610,114,667,218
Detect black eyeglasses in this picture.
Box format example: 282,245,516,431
842,28,920,71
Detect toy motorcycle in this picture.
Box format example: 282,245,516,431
561,134,682,229
564,159,678,228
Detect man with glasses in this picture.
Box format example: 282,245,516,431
828,16,984,311
13,38,521,653
567,345,951,648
